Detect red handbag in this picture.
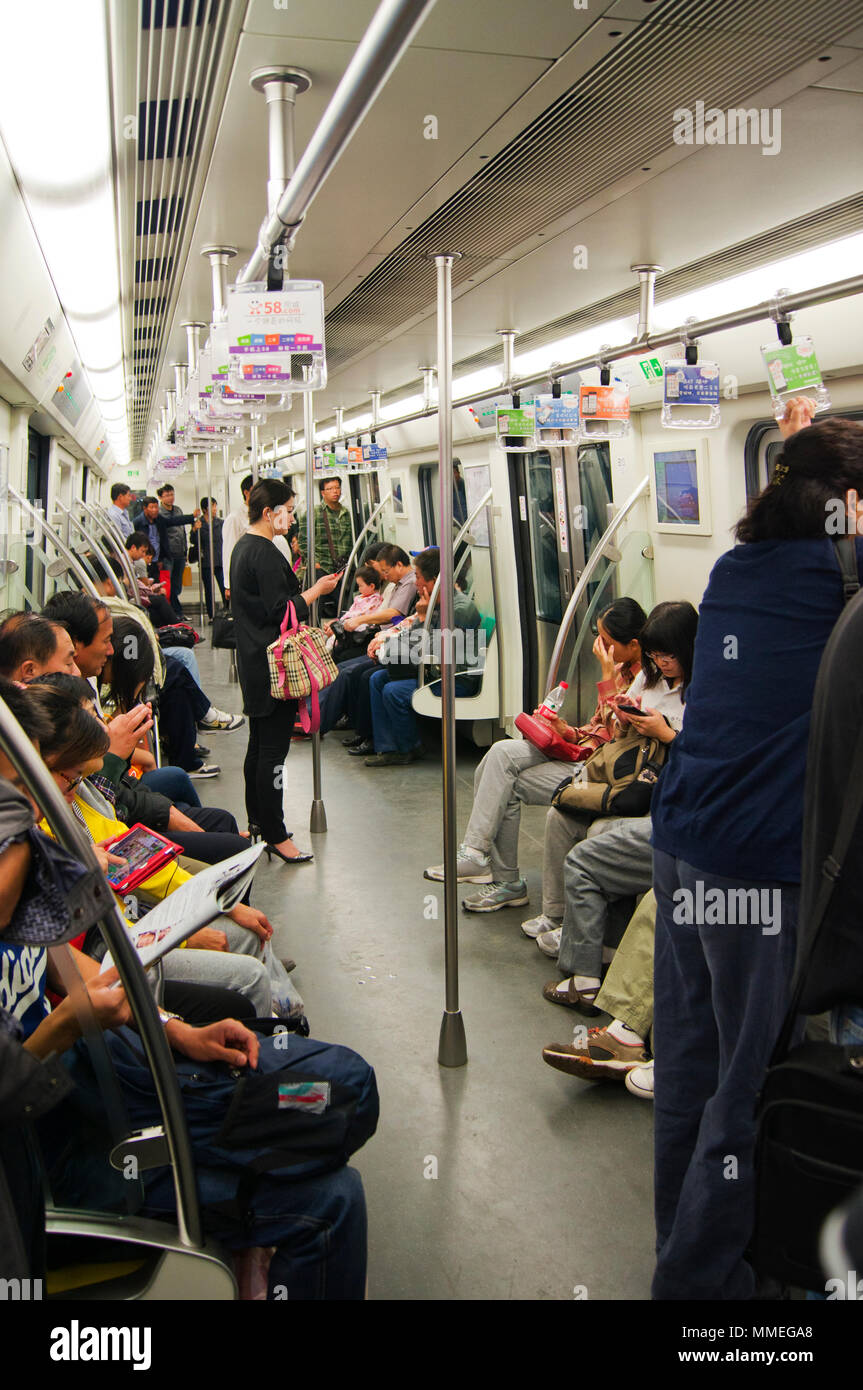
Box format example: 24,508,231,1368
514,712,590,763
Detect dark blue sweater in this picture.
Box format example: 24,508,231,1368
651,537,863,882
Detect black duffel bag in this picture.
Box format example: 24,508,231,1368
211,614,236,650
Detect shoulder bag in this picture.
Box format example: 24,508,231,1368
514,712,589,763
550,725,669,817
267,600,338,732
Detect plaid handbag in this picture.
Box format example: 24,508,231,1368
266,600,338,732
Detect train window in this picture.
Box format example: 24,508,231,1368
524,453,563,625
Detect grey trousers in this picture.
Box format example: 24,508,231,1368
156,860,304,1017
541,807,623,920
557,815,654,979
163,918,281,1017
464,738,579,882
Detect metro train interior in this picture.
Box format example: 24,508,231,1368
1,0,863,1314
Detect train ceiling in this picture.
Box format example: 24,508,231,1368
117,0,863,456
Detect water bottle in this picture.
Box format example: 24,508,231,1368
538,681,568,720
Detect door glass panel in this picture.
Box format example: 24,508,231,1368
525,453,563,624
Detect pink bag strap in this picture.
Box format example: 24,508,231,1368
281,600,299,638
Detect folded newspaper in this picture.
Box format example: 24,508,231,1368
100,841,267,973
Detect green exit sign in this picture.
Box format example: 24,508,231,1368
639,357,663,380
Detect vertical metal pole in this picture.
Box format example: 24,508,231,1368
205,452,216,620
431,251,466,1068
193,455,204,630
250,422,260,486
499,329,516,390
304,375,327,833
631,263,663,341
200,247,238,323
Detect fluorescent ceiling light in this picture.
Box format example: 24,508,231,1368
0,0,128,465
381,393,424,420
452,367,500,399
652,232,863,333
344,413,373,433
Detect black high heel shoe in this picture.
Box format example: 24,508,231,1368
264,844,314,865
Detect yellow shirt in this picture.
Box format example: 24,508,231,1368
41,799,192,919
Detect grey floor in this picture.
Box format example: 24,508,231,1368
192,633,656,1300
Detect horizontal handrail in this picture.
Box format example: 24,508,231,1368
544,475,650,695
280,272,863,456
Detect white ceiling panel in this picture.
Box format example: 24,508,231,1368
242,0,609,59
165,33,550,356
306,83,863,419
815,52,863,90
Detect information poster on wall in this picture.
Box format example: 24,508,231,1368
463,463,491,547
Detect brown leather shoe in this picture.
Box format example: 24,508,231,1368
541,977,601,1015
542,1026,649,1081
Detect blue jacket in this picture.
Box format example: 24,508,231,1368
652,537,863,882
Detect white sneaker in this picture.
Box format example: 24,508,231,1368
521,913,562,940
536,926,563,959
424,845,492,884
188,762,221,779
624,1060,654,1100
199,707,245,731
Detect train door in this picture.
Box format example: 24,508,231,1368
347,471,380,542
510,442,614,721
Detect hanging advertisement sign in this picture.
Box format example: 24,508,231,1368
760,335,830,418
362,443,388,464
535,393,579,443
495,404,536,437
227,281,326,391
579,382,631,440
661,361,721,430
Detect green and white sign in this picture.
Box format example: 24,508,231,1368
495,404,536,437
639,357,664,381
761,336,824,395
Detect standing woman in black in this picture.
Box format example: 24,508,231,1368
230,479,341,861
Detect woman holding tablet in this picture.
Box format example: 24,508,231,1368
229,480,341,862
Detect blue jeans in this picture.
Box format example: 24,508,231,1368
318,654,375,734
141,766,202,806
162,644,203,688
652,849,799,1300
370,673,473,753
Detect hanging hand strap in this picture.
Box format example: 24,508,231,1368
771,723,863,1063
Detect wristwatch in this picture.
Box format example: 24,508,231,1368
157,1009,183,1026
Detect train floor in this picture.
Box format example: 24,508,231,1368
191,630,656,1300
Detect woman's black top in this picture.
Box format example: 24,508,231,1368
230,533,309,716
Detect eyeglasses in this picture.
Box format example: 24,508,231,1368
56,770,84,792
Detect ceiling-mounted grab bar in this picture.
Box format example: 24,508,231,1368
286,271,863,453
336,490,392,612
237,0,438,284
0,695,204,1249
544,476,650,696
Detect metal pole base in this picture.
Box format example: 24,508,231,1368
228,652,239,684
309,799,328,833
438,1010,467,1067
